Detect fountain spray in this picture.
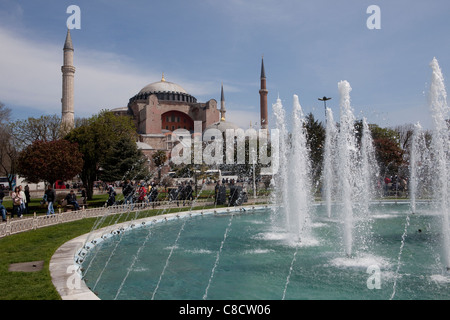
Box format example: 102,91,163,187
428,57,450,271
337,80,358,257
323,108,337,218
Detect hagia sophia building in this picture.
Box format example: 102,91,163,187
61,30,269,165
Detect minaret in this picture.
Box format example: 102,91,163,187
259,56,268,129
220,83,226,121
61,29,75,132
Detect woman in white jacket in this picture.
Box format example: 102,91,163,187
11,186,23,218
19,185,27,216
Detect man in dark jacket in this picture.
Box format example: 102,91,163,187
45,185,56,215
122,180,134,204
65,189,80,210
107,185,117,207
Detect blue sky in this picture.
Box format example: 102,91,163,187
1,0,450,129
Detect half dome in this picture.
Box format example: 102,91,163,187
206,120,240,132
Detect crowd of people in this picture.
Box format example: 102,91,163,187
0,183,84,221
0,177,254,222
114,179,160,207
383,175,409,196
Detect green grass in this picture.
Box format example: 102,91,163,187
0,218,96,300
0,203,231,300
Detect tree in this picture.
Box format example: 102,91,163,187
100,136,149,182
152,150,167,180
65,110,138,199
16,140,83,186
368,124,405,177
0,101,11,124
0,102,18,189
12,115,64,151
304,112,325,185
373,137,404,177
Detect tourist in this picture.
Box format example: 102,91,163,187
81,188,87,204
0,202,7,222
11,186,23,218
122,179,134,205
400,177,408,192
185,183,194,202
107,185,116,207
65,189,80,210
138,183,147,203
214,181,226,205
384,176,391,196
148,183,158,203
24,185,31,215
19,185,27,216
45,185,56,215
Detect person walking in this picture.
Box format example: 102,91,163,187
45,185,56,215
0,202,7,222
11,186,23,218
24,185,31,215
107,185,117,207
122,180,135,207
19,185,26,216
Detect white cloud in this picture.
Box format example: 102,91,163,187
0,27,60,110
0,26,222,119
226,108,260,129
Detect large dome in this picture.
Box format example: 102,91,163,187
129,75,197,104
139,80,187,95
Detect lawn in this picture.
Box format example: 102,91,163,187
0,218,97,299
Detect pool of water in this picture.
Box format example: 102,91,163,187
81,203,450,300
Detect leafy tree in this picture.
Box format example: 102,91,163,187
304,112,325,185
373,137,404,177
65,110,138,199
16,140,83,186
100,136,149,182
366,124,405,177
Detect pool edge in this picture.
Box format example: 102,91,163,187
49,204,271,300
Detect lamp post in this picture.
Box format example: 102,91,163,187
318,96,332,120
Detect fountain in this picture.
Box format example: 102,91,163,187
428,57,450,271
323,107,337,218
336,80,359,257
323,81,378,258
272,95,312,242
74,60,450,300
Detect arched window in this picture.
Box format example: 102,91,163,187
161,111,194,132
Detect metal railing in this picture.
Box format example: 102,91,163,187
0,197,270,238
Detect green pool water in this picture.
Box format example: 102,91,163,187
81,203,450,300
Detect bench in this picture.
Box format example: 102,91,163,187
60,200,88,212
